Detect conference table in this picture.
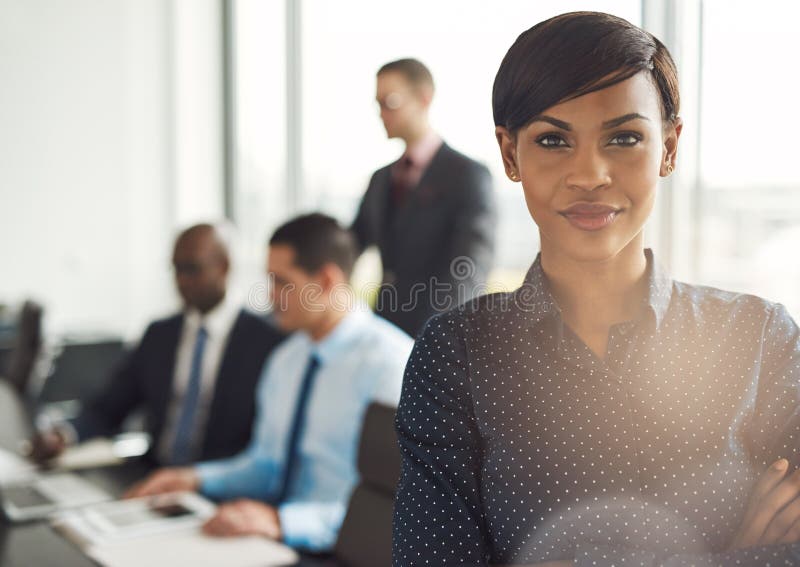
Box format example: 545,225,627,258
0,381,336,567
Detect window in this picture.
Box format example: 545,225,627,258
228,0,286,294
696,0,800,316
300,1,640,285
232,0,641,294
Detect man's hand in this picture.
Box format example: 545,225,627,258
123,467,199,499
729,458,800,549
27,429,67,465
202,499,282,540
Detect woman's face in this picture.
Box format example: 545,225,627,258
496,72,681,264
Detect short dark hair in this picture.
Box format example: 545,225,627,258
269,213,357,278
377,58,435,92
492,11,680,135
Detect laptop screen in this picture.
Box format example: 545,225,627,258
2,485,55,509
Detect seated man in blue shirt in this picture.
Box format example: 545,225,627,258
126,213,413,552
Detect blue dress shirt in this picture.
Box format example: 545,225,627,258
197,308,412,551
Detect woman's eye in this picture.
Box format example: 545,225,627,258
536,134,568,148
609,133,642,146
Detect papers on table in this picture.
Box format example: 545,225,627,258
53,433,150,471
53,492,300,567
0,447,36,485
88,531,299,567
53,491,214,545
53,438,123,470
3,432,149,479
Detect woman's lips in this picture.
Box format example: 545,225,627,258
559,203,622,232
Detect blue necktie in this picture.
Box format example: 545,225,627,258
170,326,208,465
275,353,321,504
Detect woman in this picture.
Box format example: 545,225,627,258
392,11,800,567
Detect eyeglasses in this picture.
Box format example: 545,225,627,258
173,261,210,276
376,91,405,111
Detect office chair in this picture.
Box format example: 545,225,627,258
3,300,44,395
36,336,125,405
334,402,401,567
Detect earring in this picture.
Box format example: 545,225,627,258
666,164,674,176
509,171,520,181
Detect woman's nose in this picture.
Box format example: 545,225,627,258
565,146,611,192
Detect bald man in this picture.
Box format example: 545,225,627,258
30,223,285,466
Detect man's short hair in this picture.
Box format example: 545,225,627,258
377,58,434,92
269,213,358,278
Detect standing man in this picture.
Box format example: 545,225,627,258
30,223,284,466
126,214,412,552
352,58,497,337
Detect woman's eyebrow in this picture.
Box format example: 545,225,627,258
530,115,572,130
529,113,649,131
602,113,650,129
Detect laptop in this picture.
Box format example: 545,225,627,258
0,448,111,522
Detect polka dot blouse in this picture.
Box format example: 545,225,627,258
392,249,800,566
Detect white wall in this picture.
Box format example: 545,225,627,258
0,0,224,339
172,0,225,226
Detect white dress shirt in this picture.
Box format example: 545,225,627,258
156,295,241,462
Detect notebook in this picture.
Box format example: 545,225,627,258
52,492,299,567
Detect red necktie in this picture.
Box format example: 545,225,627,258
391,156,414,207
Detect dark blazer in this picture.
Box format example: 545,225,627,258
352,142,496,337
70,309,284,463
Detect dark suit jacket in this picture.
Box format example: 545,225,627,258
70,309,284,463
352,142,496,337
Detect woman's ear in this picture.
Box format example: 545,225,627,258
495,126,521,182
660,117,683,176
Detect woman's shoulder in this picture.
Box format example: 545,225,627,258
428,280,796,336
670,280,786,321
666,280,800,349
420,288,543,340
